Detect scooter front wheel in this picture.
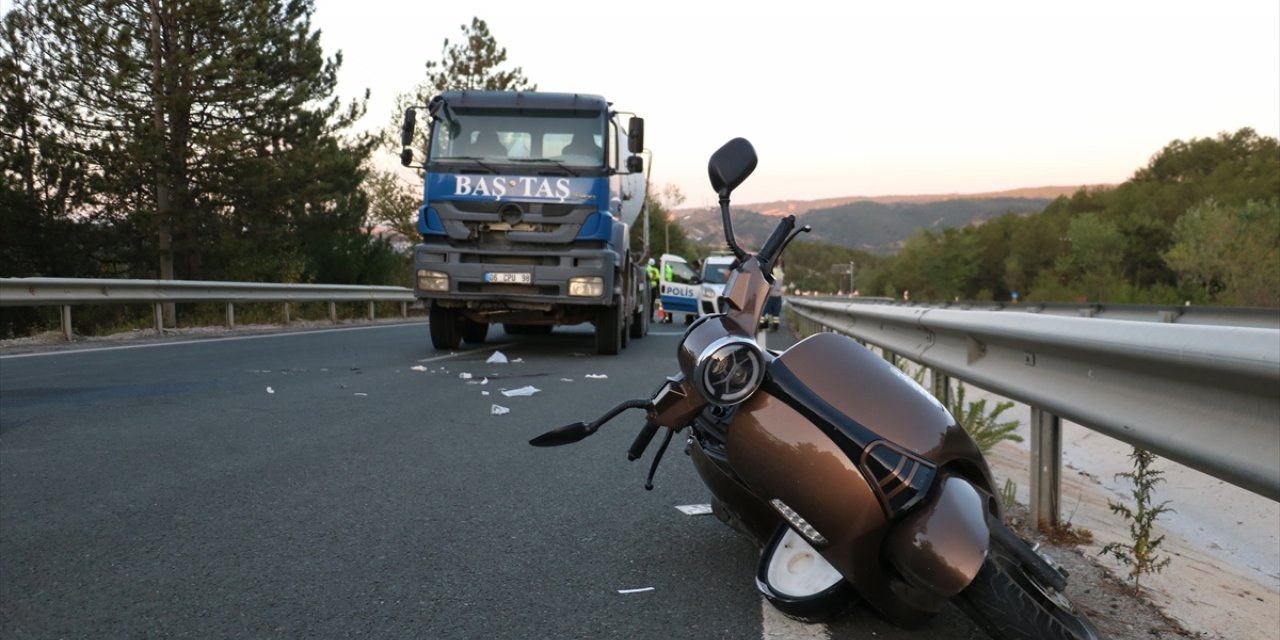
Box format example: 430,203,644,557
957,540,1100,640
755,525,857,623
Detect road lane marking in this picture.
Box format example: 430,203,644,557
762,598,830,639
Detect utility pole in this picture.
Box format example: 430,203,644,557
830,262,856,295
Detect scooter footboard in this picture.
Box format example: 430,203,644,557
884,474,992,599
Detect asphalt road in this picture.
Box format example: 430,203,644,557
0,321,991,639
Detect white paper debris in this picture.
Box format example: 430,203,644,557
354,392,368,397
481,391,490,396
585,374,608,379
490,404,510,415
486,351,509,364
458,372,473,380
560,378,574,383
467,377,489,385
410,365,428,372
266,387,275,394
511,358,524,363
501,385,541,397
675,504,713,516
617,587,654,594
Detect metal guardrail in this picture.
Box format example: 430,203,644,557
786,296,1280,523
0,277,417,340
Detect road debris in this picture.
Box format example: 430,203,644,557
617,587,654,595
490,404,510,415
501,385,540,397
675,504,713,516
486,351,509,364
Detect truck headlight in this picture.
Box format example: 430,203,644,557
568,276,604,297
417,269,449,292
693,336,764,406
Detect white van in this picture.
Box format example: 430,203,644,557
658,254,700,324
697,253,737,317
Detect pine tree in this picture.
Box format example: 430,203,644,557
3,0,378,286
388,17,536,151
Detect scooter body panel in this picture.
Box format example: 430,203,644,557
885,474,992,599
718,331,998,622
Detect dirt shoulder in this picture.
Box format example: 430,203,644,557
987,442,1279,640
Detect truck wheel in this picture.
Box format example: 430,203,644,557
630,299,647,338
620,309,631,349
594,304,621,356
429,302,461,350
461,319,488,344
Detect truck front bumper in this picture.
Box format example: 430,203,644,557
413,243,617,310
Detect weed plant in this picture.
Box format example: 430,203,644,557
1100,447,1173,594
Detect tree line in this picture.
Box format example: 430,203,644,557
769,129,1278,307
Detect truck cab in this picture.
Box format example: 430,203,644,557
400,91,648,354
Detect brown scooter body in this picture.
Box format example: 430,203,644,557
530,137,1100,639
687,330,998,621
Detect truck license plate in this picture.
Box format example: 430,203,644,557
485,272,532,284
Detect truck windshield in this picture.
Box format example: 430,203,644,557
428,109,606,168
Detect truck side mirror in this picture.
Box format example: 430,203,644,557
626,155,643,173
628,117,644,153
400,108,416,147
400,148,414,167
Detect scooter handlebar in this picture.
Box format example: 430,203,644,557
758,215,796,268
627,422,661,461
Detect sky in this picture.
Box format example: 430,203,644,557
4,0,1277,207
306,0,1279,207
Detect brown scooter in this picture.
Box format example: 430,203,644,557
531,138,1100,640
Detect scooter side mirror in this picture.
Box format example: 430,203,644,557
708,138,758,197
529,421,595,447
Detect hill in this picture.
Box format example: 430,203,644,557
671,186,1098,254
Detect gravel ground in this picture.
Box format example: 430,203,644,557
1000,503,1198,639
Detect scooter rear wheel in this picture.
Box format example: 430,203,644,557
756,525,857,623
957,540,1100,640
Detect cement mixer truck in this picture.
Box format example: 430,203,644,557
399,91,650,355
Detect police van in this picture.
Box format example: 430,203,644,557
697,252,737,317
658,254,699,324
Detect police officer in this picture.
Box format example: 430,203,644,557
647,258,660,320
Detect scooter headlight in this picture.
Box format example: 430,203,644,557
693,336,764,406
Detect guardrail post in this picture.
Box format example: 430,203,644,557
61,305,72,341
931,370,952,407
283,302,290,326
226,303,235,329
328,301,337,324
367,301,375,321
400,301,408,318
153,303,164,336
1030,406,1063,527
